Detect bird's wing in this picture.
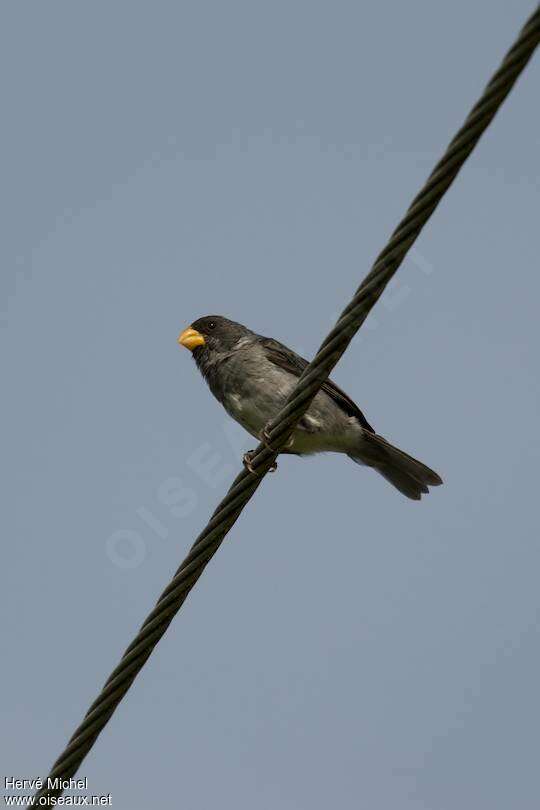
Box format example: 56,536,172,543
260,337,375,433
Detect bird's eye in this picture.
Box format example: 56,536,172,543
208,321,216,330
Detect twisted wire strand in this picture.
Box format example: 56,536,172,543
35,7,539,802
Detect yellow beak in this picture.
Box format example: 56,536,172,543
178,326,205,351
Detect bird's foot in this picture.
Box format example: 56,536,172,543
243,450,277,475
260,427,274,448
259,426,293,451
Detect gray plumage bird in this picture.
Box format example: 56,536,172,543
178,315,442,499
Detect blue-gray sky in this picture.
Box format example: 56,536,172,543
2,2,539,808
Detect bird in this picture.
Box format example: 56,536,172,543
178,315,442,499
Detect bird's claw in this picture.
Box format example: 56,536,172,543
242,451,257,474
259,426,293,451
242,425,290,473
260,427,274,448
243,450,277,475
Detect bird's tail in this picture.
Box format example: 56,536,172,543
348,432,442,500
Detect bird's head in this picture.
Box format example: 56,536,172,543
178,315,251,357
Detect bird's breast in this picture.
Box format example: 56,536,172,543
221,353,292,438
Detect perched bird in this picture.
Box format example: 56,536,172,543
178,315,442,499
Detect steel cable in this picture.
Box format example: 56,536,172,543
34,7,539,803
